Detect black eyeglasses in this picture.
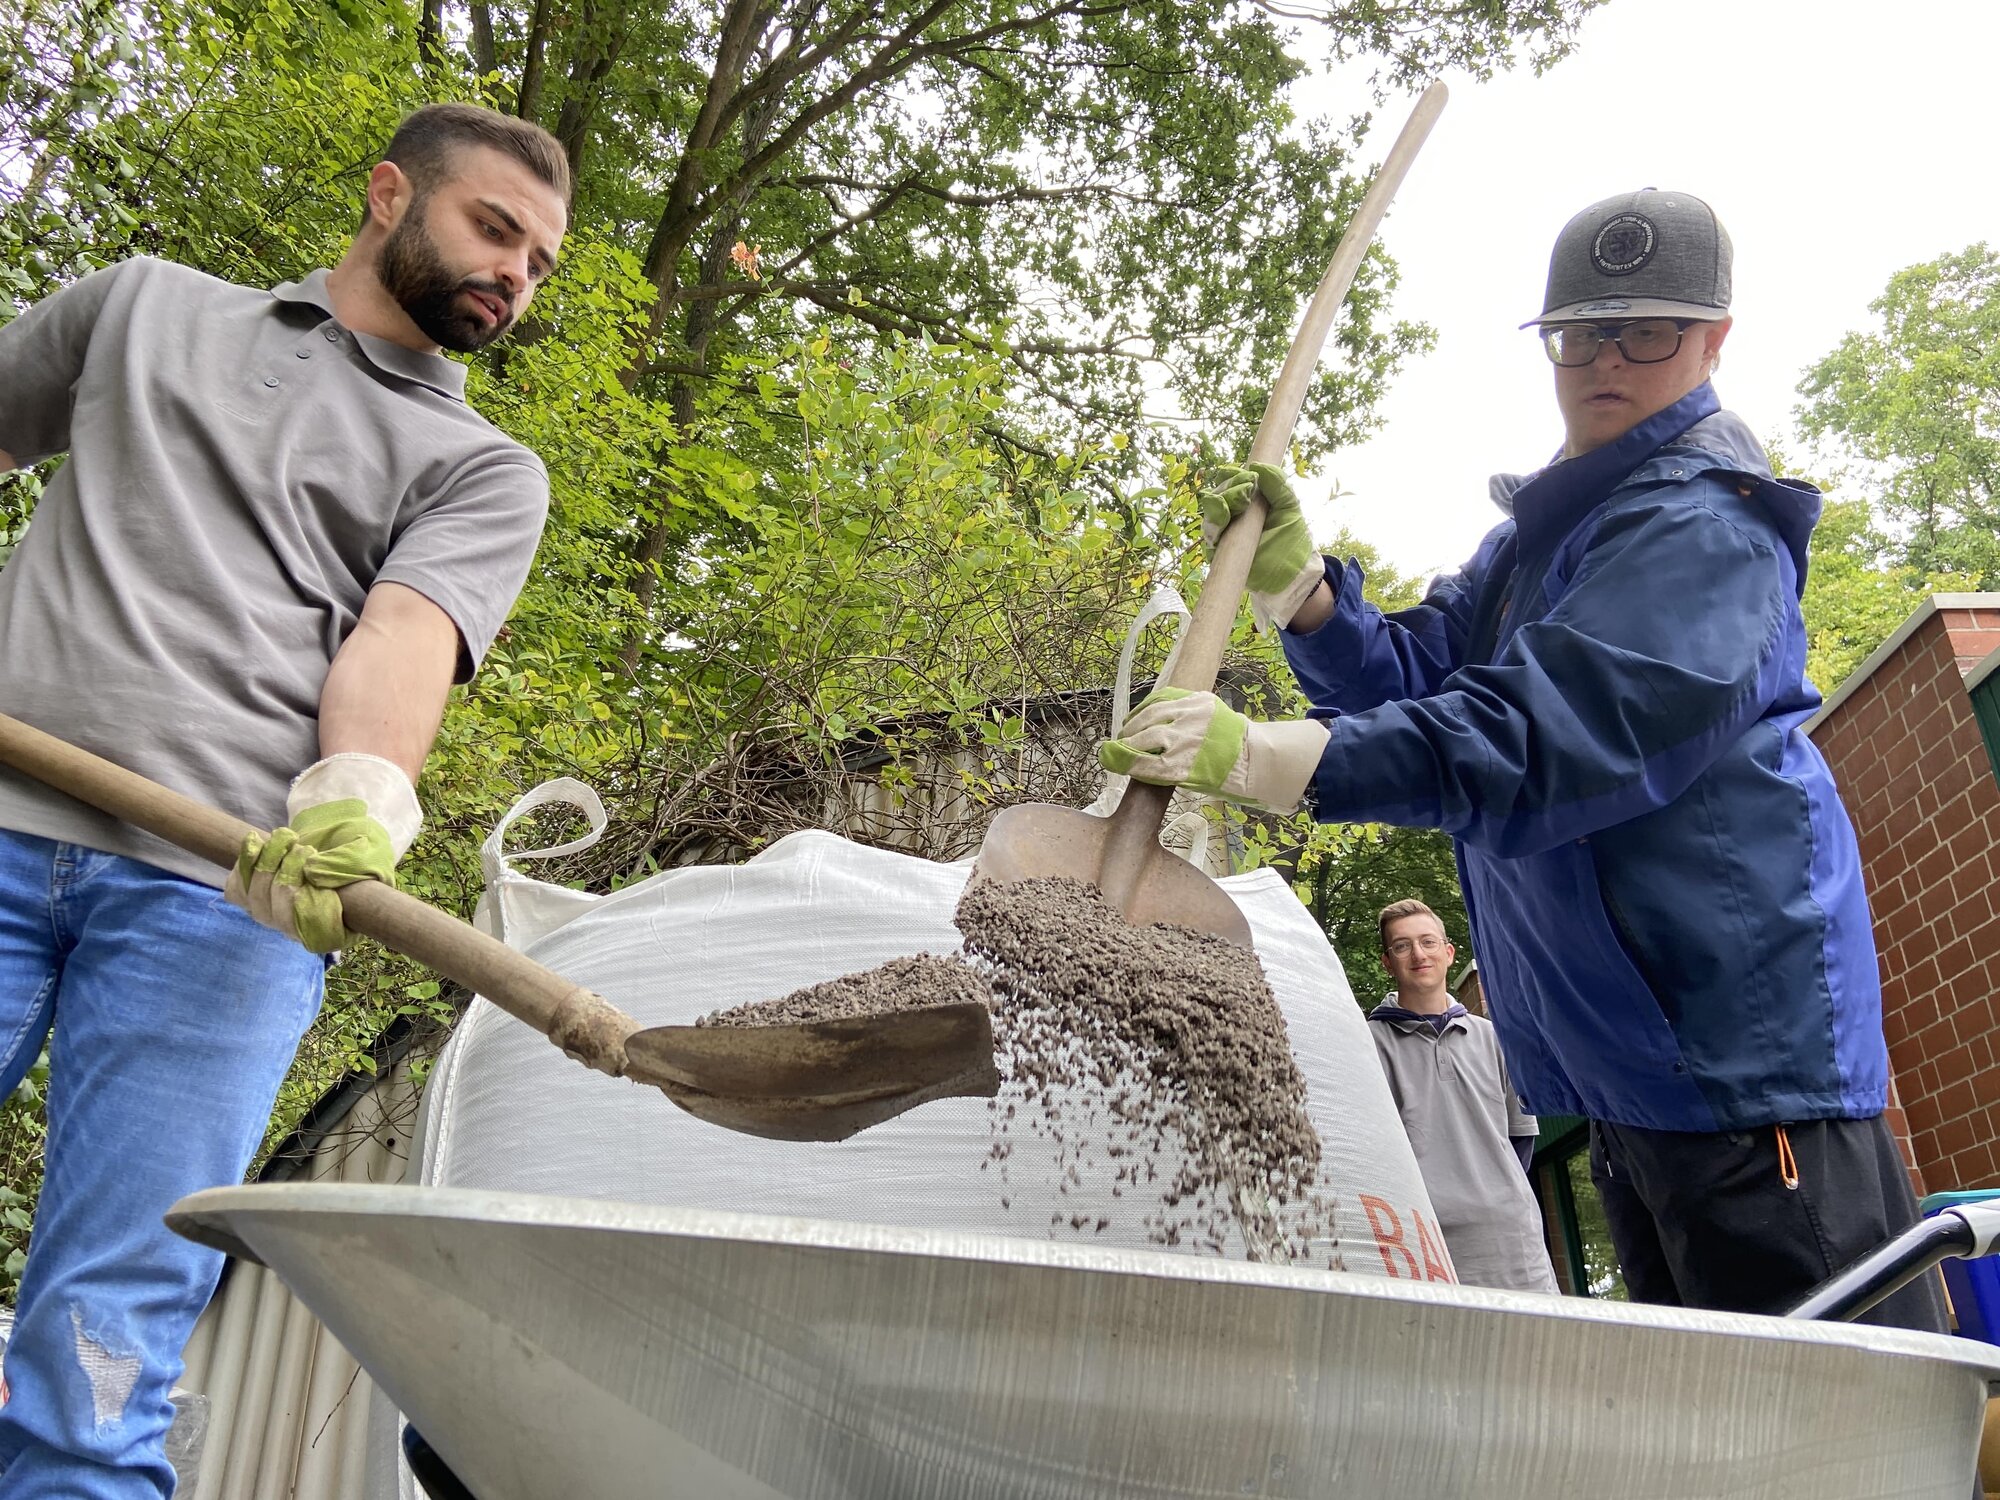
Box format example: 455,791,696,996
1540,318,1693,368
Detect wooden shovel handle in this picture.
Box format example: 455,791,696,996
0,711,639,1075
1171,79,1448,698
1100,82,1449,896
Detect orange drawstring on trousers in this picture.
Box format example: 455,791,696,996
1775,1124,1800,1191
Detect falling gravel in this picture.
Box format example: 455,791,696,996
957,876,1331,1264
695,876,1335,1265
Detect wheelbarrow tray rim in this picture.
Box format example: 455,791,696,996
170,1181,2000,1373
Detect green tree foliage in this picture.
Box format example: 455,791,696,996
1797,243,2000,587
525,330,1175,882
0,0,142,291
517,0,1603,660
1789,247,1995,697
3,0,1605,655
1801,495,1975,696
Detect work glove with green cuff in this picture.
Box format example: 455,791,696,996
1098,688,1330,814
225,753,423,953
1198,461,1325,632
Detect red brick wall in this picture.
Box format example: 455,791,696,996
1813,604,2000,1194
1816,604,2000,1200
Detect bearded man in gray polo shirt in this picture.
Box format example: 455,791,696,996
1368,900,1558,1294
0,103,567,1497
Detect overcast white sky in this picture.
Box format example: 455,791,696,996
1288,0,2000,581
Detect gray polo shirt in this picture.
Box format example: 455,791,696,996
1368,1000,1559,1294
0,256,548,884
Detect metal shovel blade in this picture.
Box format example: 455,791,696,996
628,1002,1000,1143
974,797,1252,948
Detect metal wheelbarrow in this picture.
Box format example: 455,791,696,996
167,1183,2000,1500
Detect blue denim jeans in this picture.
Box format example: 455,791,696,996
0,831,324,1498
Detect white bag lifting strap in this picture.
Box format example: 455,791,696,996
472,777,609,946
1093,581,1214,871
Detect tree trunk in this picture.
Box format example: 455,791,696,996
516,0,555,122
617,224,741,673
470,1,498,79
616,85,776,674
417,0,445,77
552,0,625,181
631,0,771,359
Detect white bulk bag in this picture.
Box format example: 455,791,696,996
415,799,1451,1283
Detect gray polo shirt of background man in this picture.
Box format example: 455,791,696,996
0,256,549,884
1368,1002,1560,1294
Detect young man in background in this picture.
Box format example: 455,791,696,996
1368,900,1556,1294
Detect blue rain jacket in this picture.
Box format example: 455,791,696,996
1283,384,1885,1132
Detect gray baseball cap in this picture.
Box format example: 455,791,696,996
1522,189,1732,327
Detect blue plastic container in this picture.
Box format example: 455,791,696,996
1918,1188,2000,1343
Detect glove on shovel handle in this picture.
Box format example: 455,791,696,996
0,711,639,1076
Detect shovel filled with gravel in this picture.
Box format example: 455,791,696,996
0,711,998,1143
973,83,1447,948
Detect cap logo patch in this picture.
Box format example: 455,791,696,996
1591,213,1656,276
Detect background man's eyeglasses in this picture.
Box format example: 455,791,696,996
1386,935,1448,957
1541,318,1693,367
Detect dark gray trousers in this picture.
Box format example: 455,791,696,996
1589,1114,1949,1333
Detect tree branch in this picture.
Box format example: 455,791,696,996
785,280,1149,363
551,0,627,180
774,169,1194,213
639,0,774,291
710,2,877,146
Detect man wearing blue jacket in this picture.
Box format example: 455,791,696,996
1102,190,1945,1330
